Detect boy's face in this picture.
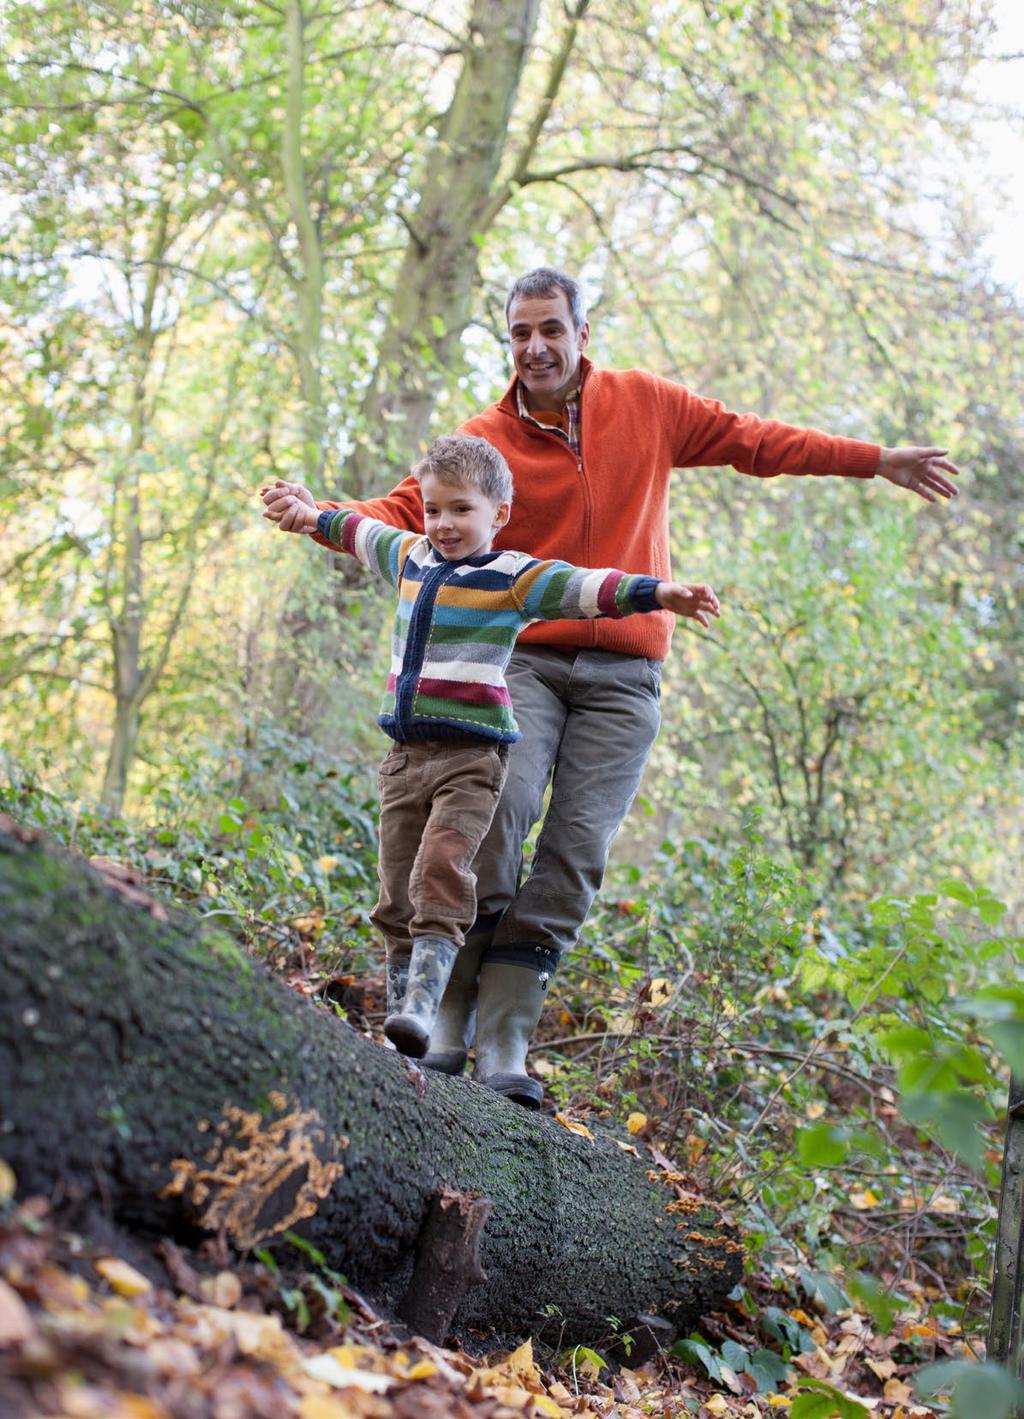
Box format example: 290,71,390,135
420,473,511,561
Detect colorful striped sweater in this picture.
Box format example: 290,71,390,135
316,508,663,744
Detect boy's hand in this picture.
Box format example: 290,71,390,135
261,480,318,534
655,581,720,628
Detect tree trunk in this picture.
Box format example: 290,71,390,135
0,816,743,1345
349,0,542,494
282,0,326,483
989,1076,1024,1376
99,200,169,815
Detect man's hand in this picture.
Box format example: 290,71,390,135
877,447,960,503
654,581,720,628
261,480,319,533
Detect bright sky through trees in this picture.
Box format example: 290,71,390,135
975,0,1024,290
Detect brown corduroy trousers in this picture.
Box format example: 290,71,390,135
371,738,509,963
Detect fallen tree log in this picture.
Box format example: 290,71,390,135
0,816,743,1345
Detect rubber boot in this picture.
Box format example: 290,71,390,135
384,956,410,1017
422,911,502,1075
384,936,457,1060
473,948,556,1109
421,938,485,1075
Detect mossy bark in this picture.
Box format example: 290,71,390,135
0,817,743,1343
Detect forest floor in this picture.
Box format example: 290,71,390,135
0,835,988,1418
0,1161,965,1419
1,949,974,1419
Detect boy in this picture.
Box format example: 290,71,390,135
262,434,719,1073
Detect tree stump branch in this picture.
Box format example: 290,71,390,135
397,1188,492,1343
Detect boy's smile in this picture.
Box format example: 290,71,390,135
421,472,511,561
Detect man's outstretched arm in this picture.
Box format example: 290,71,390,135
661,379,961,499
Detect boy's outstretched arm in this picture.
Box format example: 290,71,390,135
512,558,720,627
654,581,720,628
262,476,423,549
262,483,419,593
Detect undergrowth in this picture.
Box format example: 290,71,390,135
3,753,1020,1379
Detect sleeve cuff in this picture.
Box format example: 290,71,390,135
630,577,663,613
316,508,340,542
837,440,881,479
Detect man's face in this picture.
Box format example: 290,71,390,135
507,289,589,408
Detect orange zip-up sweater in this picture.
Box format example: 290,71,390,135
316,359,881,661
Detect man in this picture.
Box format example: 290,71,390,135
266,266,958,1108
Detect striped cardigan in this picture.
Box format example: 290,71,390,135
316,508,663,744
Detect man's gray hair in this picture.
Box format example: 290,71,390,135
412,434,514,505
504,266,587,331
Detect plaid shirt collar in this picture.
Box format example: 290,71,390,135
515,380,581,457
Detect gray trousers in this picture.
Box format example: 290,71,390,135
473,646,662,959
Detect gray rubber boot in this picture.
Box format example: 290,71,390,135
384,936,458,1060
384,957,410,1017
473,954,553,1109
421,938,485,1075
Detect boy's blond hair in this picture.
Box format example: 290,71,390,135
411,435,514,505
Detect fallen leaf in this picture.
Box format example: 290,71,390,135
865,1357,897,1381
304,1353,393,1392
292,911,325,936
482,1382,534,1409
793,1346,833,1379
719,1363,744,1393
648,978,673,1005
155,1239,203,1301
0,1160,15,1204
145,1337,202,1378
614,1374,643,1404
554,1114,593,1139
210,1305,303,1376
199,1270,242,1308
902,1321,939,1341
849,1189,881,1210
506,1338,539,1380
531,1396,569,1418
884,1378,914,1402
0,1277,36,1346
328,1343,384,1372
703,1395,731,1415
402,1359,439,1380
114,1396,168,1418
95,1257,153,1298
929,1194,959,1215
615,1140,639,1156
300,1398,367,1419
